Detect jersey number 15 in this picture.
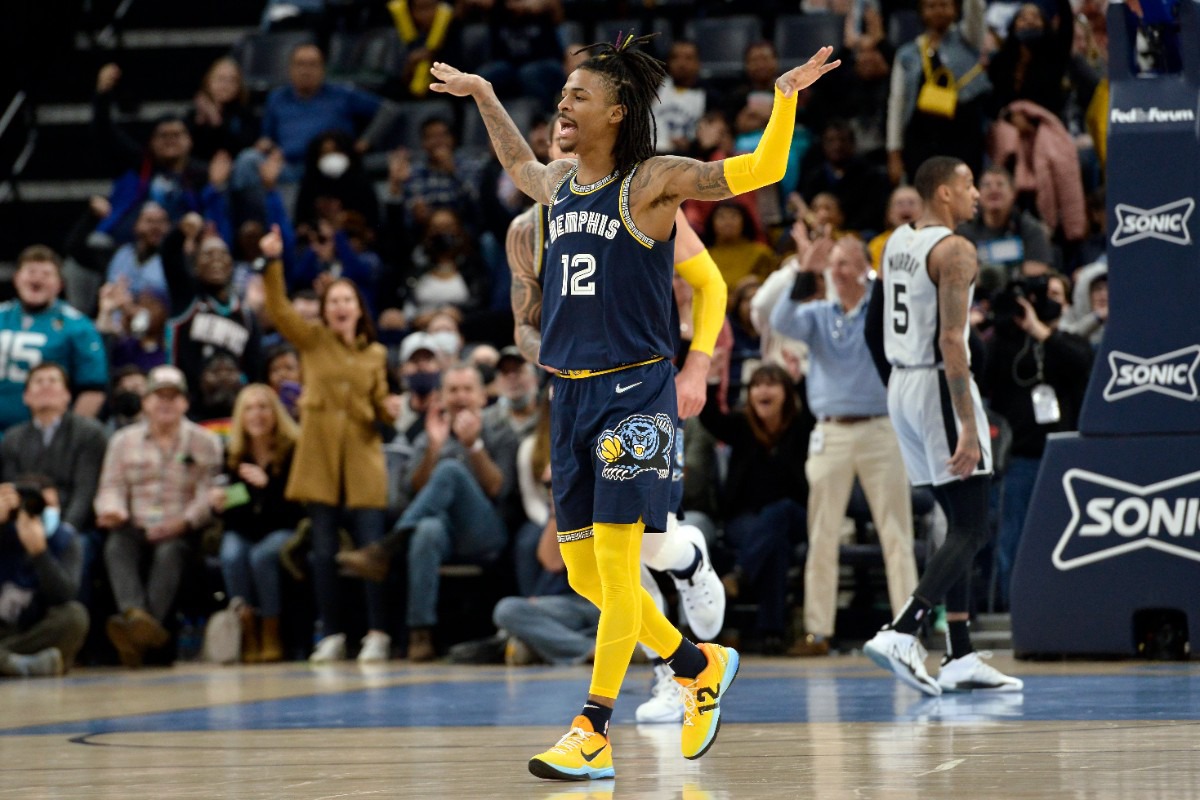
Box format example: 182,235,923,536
560,254,597,297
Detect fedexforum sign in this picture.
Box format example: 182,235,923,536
1110,106,1196,124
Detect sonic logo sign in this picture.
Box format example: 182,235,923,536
1053,469,1200,571
1110,198,1195,246
1103,345,1200,402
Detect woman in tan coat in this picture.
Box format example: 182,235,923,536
259,227,401,664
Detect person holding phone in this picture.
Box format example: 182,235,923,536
210,384,304,662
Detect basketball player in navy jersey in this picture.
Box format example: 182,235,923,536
431,38,838,779
507,114,727,725
863,156,1023,695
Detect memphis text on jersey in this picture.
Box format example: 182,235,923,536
547,210,621,244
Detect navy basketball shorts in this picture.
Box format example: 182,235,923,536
551,358,678,538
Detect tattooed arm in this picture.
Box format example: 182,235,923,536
430,62,571,204
630,47,841,212
506,205,549,369
932,235,982,479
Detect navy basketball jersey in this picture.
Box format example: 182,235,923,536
540,163,676,371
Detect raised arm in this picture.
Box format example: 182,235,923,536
258,226,319,351
506,205,548,368
429,62,573,205
636,48,840,206
931,236,982,479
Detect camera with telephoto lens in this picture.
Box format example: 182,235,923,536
13,483,47,517
990,275,1062,325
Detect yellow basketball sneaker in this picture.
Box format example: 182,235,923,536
677,642,740,760
528,715,616,781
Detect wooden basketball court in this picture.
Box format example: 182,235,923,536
3,654,1199,798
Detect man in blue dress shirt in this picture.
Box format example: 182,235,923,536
767,236,918,656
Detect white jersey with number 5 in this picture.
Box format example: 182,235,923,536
880,223,991,486
881,224,971,368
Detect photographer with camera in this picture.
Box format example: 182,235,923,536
983,272,1092,607
0,477,89,678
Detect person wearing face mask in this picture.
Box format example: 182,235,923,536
981,271,1091,608
294,131,381,231
987,0,1075,117
486,348,540,438
765,235,919,657
96,282,170,374
422,308,466,361
105,367,148,432
230,44,392,225
385,332,444,510
0,476,89,678
0,247,109,431
404,208,489,319
161,213,264,402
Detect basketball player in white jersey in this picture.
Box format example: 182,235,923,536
862,156,1022,695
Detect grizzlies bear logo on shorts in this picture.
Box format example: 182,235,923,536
595,412,674,481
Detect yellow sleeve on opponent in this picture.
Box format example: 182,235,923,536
675,250,726,357
722,86,798,195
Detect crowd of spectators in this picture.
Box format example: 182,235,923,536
0,0,1114,675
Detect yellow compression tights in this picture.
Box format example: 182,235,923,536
561,521,684,700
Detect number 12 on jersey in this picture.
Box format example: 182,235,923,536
560,253,596,296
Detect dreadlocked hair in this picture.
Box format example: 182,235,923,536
574,32,667,177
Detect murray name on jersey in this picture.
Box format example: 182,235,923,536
888,251,922,276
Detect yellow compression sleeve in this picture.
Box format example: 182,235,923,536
722,86,798,195
675,250,726,356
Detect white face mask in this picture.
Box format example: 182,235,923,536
317,151,350,179
42,507,61,535
429,331,462,358
130,308,151,335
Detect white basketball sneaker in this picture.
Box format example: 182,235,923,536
936,652,1024,693
309,633,347,663
357,631,391,663
863,628,942,696
673,525,725,642
635,661,684,723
